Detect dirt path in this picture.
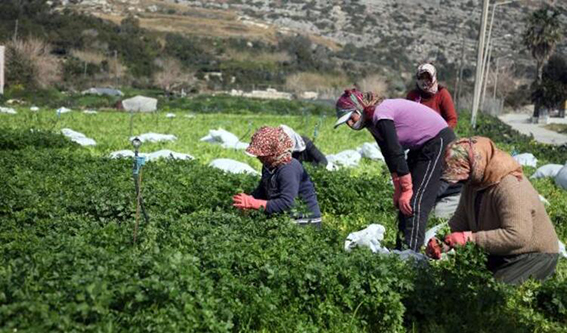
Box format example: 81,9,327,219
498,113,567,146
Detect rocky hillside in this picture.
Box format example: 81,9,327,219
58,0,566,79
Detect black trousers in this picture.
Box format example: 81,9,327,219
396,127,456,251
487,253,559,285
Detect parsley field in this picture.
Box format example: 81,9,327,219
1,96,566,332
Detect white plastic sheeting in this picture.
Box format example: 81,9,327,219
83,110,98,114
208,158,259,176
122,95,157,113
326,150,362,168
130,133,177,143
109,149,193,161
0,107,17,114
56,107,72,114
82,88,123,96
30,106,39,112
530,164,564,179
200,128,249,150
357,142,384,161
166,113,176,118
61,128,96,146
555,164,567,190
344,224,427,261
513,153,538,168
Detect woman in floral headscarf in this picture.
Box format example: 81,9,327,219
232,126,322,227
334,89,456,251
407,63,457,129
427,136,559,284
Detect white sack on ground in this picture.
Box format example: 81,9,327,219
130,133,177,143
209,158,259,176
166,113,176,118
555,164,567,190
83,110,98,114
109,149,193,161
345,224,427,261
559,241,567,259
110,150,135,159
357,142,384,161
122,95,157,112
82,88,124,96
30,106,39,112
326,150,362,168
146,150,193,161
531,164,563,179
513,153,538,167
345,224,386,253
57,107,71,114
0,107,17,114
61,128,96,146
200,128,249,150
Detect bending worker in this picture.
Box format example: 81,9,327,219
428,137,559,284
334,89,455,251
233,126,322,228
280,125,328,167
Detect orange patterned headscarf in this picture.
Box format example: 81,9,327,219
442,136,523,189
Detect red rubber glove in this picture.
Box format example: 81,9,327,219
391,173,401,208
426,237,442,259
232,193,267,210
444,231,474,248
398,173,413,216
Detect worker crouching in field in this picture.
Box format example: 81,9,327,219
280,125,328,167
427,137,559,284
334,89,456,251
232,126,322,228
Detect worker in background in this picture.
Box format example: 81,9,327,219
280,125,327,167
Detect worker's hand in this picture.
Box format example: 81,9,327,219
391,173,401,208
232,193,267,210
444,231,474,248
398,173,413,216
426,237,443,259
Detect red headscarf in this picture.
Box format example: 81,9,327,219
246,126,293,168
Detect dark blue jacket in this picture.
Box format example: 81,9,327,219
251,158,321,218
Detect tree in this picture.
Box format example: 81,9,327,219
522,6,563,119
532,54,567,112
153,57,193,96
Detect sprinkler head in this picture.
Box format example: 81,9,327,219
132,137,142,150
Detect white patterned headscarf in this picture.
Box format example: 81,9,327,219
417,63,439,95
280,125,306,153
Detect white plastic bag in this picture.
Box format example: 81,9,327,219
0,107,17,114
208,158,259,176
326,150,362,168
513,153,538,167
357,142,384,161
555,164,567,190
200,128,249,150
56,107,71,114
344,224,386,253
530,164,563,179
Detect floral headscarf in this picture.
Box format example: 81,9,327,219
416,63,439,95
246,126,293,168
442,136,523,189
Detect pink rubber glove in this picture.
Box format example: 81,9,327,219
444,231,474,248
398,173,413,216
232,193,267,210
391,173,401,208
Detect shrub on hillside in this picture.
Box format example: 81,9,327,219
5,38,61,90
